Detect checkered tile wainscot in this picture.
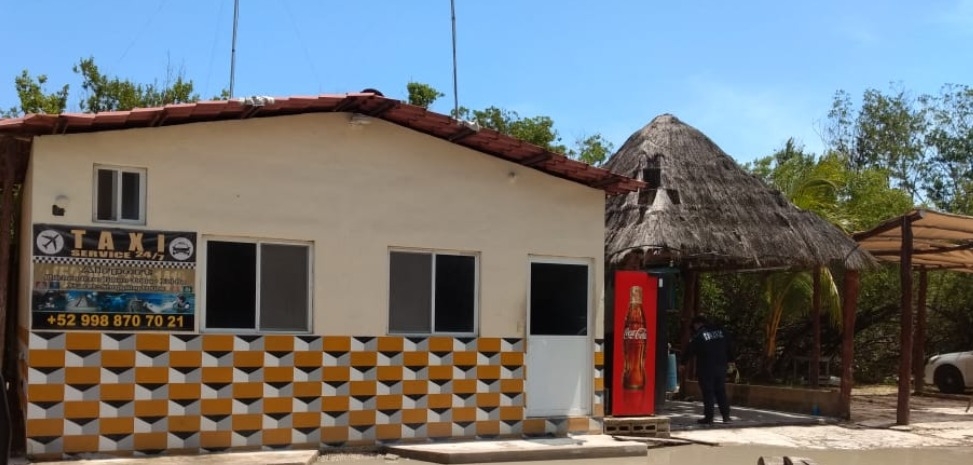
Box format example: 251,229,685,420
24,331,606,459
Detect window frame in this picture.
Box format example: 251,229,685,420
92,164,148,225
387,247,480,337
201,236,314,334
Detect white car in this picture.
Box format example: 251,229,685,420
924,351,973,394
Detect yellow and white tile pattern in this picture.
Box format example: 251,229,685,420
25,332,605,459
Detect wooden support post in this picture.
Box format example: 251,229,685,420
692,272,701,318
0,142,14,367
810,266,821,389
913,268,928,394
679,270,696,356
678,270,698,391
839,270,860,420
0,141,13,463
897,217,914,425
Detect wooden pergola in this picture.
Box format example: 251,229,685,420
670,264,862,419
854,209,973,425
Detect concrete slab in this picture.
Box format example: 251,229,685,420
385,435,646,464
30,450,319,465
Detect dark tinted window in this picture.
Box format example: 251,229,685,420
434,255,476,333
96,169,116,221
206,241,257,329
260,244,310,331
120,171,141,220
389,252,433,333
530,263,589,336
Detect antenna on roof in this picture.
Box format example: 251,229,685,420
450,0,460,119
229,0,240,98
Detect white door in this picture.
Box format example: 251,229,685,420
526,258,592,417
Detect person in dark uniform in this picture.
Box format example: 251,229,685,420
681,315,735,424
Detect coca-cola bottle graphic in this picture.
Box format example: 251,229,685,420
622,285,647,390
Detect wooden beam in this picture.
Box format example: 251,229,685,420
365,99,398,117
839,270,860,420
852,210,924,241
810,266,822,389
239,106,261,120
447,125,477,142
590,176,621,189
51,118,67,135
897,216,914,425
522,152,552,166
332,96,360,113
869,241,973,256
149,109,168,127
913,268,928,394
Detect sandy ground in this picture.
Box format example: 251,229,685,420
674,388,973,450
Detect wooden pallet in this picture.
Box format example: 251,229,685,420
603,416,671,438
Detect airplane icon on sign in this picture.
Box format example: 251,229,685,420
36,230,65,255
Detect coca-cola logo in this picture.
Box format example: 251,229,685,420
623,328,647,340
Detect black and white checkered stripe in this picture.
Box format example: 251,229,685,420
33,256,196,269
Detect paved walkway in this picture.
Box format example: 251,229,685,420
386,435,646,464
19,450,319,465
8,404,845,464
659,400,828,431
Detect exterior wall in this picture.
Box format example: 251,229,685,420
22,114,607,459
27,114,605,338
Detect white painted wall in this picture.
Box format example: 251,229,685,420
25,113,606,338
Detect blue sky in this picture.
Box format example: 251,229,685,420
2,0,972,163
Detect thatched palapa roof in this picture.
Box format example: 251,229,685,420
605,114,874,271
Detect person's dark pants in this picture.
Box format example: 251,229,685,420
697,369,730,420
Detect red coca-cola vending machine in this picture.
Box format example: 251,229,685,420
611,271,658,416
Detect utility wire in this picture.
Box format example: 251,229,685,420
203,0,227,99
282,0,323,93
117,0,169,65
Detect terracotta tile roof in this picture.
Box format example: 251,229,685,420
0,93,642,194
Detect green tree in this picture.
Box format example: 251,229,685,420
454,105,614,165
923,84,973,213
2,57,201,117
749,141,843,378
573,133,614,166
747,140,912,380
402,82,615,165
73,57,198,112
826,86,929,201
406,81,444,109
760,269,841,380
2,70,69,117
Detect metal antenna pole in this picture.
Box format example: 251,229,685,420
450,0,459,118
229,0,240,98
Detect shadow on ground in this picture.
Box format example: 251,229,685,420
659,400,828,431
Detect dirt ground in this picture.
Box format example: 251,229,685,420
675,386,973,450
851,385,972,426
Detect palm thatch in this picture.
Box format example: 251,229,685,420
604,114,875,271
